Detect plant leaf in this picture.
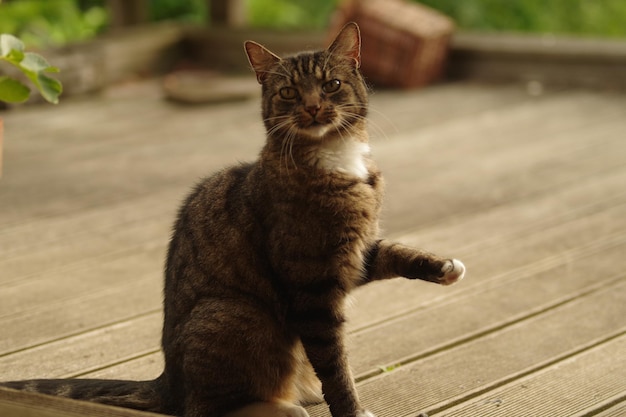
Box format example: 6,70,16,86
36,73,63,104
0,76,30,103
19,54,63,104
0,33,62,104
0,33,24,59
21,52,53,72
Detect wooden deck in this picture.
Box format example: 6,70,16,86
1,80,625,416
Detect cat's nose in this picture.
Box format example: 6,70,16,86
305,105,321,116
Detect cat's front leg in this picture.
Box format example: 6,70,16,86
362,239,465,286
295,307,373,417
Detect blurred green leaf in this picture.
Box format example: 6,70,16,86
0,34,25,59
34,73,63,104
0,76,30,103
20,52,53,73
0,33,63,104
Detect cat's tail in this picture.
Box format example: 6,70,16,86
0,374,167,413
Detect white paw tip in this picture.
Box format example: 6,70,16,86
441,259,465,285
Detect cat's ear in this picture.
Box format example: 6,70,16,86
328,22,361,68
244,41,281,84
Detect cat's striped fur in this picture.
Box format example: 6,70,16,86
1,23,465,417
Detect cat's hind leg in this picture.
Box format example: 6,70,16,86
291,341,324,406
176,299,300,417
224,402,309,417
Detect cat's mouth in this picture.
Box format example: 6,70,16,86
299,114,340,138
302,123,332,138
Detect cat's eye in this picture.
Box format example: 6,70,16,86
322,79,341,93
279,87,298,100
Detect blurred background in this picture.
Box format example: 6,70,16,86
1,0,625,50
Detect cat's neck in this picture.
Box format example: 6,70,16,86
263,127,371,180
304,138,370,180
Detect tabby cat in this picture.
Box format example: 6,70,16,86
1,23,465,417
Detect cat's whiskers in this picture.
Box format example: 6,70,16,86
264,116,300,173
335,104,388,142
333,106,364,135
282,125,299,172
332,115,352,145
265,116,292,137
365,105,397,139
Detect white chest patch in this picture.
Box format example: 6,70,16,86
310,139,370,180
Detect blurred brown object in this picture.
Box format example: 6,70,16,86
329,0,454,88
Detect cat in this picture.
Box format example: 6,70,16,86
1,22,465,417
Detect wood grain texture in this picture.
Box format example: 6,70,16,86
1,80,624,417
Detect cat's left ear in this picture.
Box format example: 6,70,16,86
328,22,361,68
244,41,281,84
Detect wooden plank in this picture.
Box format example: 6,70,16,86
3,88,620,286
307,282,626,417
365,83,532,138
404,169,626,256
0,217,169,288
0,246,164,323
378,101,626,230
4,174,623,367
0,387,164,417
1,83,625,416
4,164,623,311
79,239,626,384
348,199,626,330
0,193,175,277
2,171,623,338
0,277,161,355
1,314,162,380
81,353,164,382
2,96,260,175
348,240,626,379
3,86,622,235
0,97,262,228
62,210,626,388
376,88,625,157
431,335,626,417
3,182,624,356
592,401,626,417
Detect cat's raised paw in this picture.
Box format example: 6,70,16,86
439,259,465,286
357,410,376,417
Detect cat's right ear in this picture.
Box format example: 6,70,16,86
244,41,281,84
328,22,361,68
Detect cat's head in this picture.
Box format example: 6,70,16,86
244,23,368,141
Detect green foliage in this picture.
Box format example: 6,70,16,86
150,0,207,23
248,0,338,29
417,0,626,37
245,0,626,37
0,0,107,48
0,34,63,104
